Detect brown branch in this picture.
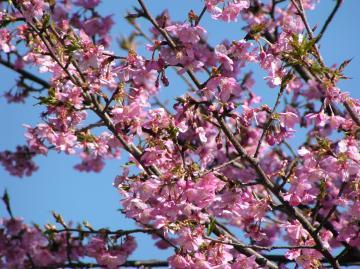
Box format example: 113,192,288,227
36,256,360,268
195,6,207,26
137,0,203,90
0,58,51,89
38,260,169,268
136,1,343,268
212,224,279,269
127,11,198,95
20,16,161,177
42,16,161,177
290,0,325,65
316,0,343,43
205,236,315,251
216,116,340,269
7,2,356,268
76,121,105,133
50,227,156,237
255,1,358,127
152,96,172,114
196,155,242,179
123,260,169,268
290,0,360,127
265,255,360,267
2,190,14,219
8,7,173,256
136,2,279,269
314,182,347,234
343,100,360,126
253,85,285,158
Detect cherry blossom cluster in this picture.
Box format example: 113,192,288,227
0,216,137,268
0,146,38,178
0,0,359,268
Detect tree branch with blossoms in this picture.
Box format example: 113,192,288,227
1,0,359,268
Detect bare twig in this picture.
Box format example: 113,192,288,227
314,182,347,234
50,227,156,237
137,0,203,90
254,85,285,158
2,190,14,219
195,6,207,26
290,0,325,65
37,260,169,268
135,1,341,267
316,0,343,43
196,155,242,178
212,223,279,269
216,116,340,269
76,121,105,133
205,236,315,251
0,58,51,89
290,0,360,127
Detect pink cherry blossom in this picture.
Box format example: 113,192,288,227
0,29,15,53
1,1,360,268
206,0,250,22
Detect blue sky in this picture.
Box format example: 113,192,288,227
1,0,360,262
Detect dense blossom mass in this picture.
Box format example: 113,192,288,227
0,0,359,268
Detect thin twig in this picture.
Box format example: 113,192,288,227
0,58,51,88
36,260,169,268
290,0,360,127
76,121,105,133
136,1,340,267
2,190,14,219
205,236,315,251
137,0,203,89
51,227,156,236
254,85,285,158
216,116,340,269
128,13,198,93
290,0,325,65
195,6,207,26
316,0,343,43
314,182,347,234
211,223,279,269
196,155,242,179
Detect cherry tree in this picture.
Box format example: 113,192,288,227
0,0,359,268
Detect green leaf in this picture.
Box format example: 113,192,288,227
37,96,57,106
302,38,317,54
124,161,136,167
0,18,11,29
42,14,51,28
318,178,326,200
77,133,96,143
338,58,353,72
167,125,179,139
244,23,266,40
207,218,216,236
65,39,82,53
